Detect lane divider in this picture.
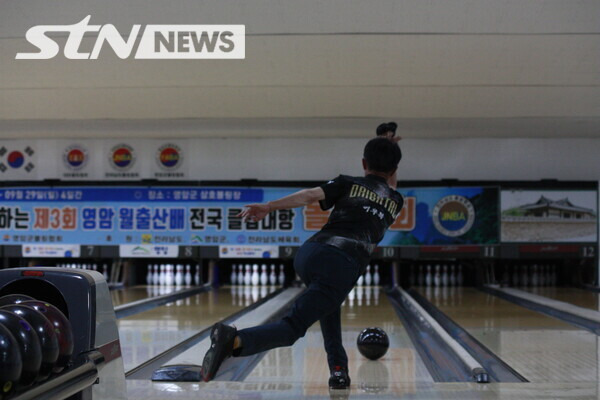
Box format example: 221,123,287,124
408,288,527,382
388,287,489,383
482,285,600,335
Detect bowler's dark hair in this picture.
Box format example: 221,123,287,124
363,137,402,173
376,121,398,137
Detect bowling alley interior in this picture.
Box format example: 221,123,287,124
1,1,600,400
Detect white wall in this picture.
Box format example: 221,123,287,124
4,137,597,182
191,138,600,182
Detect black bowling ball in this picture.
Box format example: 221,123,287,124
356,327,389,360
0,310,42,386
0,294,35,308
0,322,22,396
1,305,58,382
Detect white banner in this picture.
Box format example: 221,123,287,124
219,245,279,259
22,244,80,258
119,244,179,258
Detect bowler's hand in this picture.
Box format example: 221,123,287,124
237,203,271,222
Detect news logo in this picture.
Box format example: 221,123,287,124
16,15,245,60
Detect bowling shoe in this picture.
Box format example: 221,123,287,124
201,323,237,382
329,365,351,389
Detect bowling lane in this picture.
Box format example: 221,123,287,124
245,286,433,397
118,285,271,372
416,286,598,382
519,286,600,311
111,285,181,307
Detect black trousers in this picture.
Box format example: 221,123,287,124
236,241,361,369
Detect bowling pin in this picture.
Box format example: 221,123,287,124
433,264,441,287
365,286,372,306
159,264,166,285
230,264,237,286
278,264,286,286
237,264,245,286
269,264,277,285
260,264,268,286
102,264,109,282
184,264,192,286
153,264,159,285
165,264,173,286
357,273,364,286
251,264,259,286
194,264,201,286
449,265,456,286
418,264,424,286
373,264,380,286
425,264,432,287
175,264,184,286
441,265,448,287
365,265,372,286
348,288,355,307
146,264,153,285
92,263,98,271
244,264,252,286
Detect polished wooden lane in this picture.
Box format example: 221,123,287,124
111,285,181,307
118,286,270,371
245,286,433,397
519,286,600,311
416,286,598,383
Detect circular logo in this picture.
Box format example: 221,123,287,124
109,144,136,171
7,151,24,169
63,144,88,170
156,143,182,170
432,195,475,237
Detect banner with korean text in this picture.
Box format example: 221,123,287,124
0,186,498,248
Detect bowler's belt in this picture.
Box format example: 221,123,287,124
311,235,377,255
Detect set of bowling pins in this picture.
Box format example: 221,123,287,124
230,264,286,287
507,263,557,287
146,264,201,287
411,264,464,287
356,264,381,286
344,286,380,308
56,262,109,281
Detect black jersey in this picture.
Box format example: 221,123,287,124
307,174,404,268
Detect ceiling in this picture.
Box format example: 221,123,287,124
0,0,598,139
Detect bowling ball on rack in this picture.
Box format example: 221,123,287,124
0,322,22,397
357,327,389,361
1,304,59,382
0,310,42,387
21,300,74,374
0,294,36,308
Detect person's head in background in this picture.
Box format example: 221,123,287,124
376,122,398,139
362,137,402,178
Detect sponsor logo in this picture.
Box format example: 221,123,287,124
131,246,151,255
142,234,152,244
16,15,245,60
156,143,182,170
109,144,136,171
63,144,88,170
432,195,475,237
191,235,203,244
